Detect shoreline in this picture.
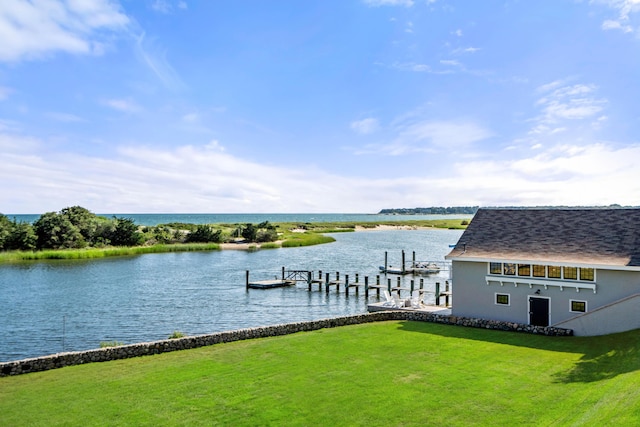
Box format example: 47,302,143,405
219,224,439,250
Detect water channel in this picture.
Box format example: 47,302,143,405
0,228,463,362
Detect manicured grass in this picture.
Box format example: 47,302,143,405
1,321,639,426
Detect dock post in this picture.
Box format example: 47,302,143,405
445,281,450,306
308,271,312,291
345,274,349,297
402,250,406,274
387,278,391,293
412,251,416,270
246,270,250,290
435,282,441,306
384,251,388,273
282,266,285,281
420,278,424,290
376,275,380,297
365,276,369,299
318,271,323,291
325,273,330,294
355,273,359,295
411,279,414,293
397,277,401,296
336,272,340,293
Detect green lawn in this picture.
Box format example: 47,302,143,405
2,321,638,426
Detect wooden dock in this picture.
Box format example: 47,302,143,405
246,279,296,289
245,267,451,306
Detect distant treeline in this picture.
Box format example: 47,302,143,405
378,204,638,215
378,207,479,215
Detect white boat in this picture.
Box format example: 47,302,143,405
412,262,440,274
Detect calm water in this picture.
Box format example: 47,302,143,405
7,213,470,226
0,228,463,362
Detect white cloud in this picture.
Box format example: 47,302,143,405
135,32,186,91
0,0,129,62
535,82,607,124
2,131,640,213
363,0,414,7
354,118,492,156
45,112,85,122
102,98,142,113
596,0,640,33
390,62,432,72
602,19,634,32
350,118,380,135
152,0,172,14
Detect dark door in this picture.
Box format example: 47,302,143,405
529,297,549,327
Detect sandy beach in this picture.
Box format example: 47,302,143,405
219,224,434,249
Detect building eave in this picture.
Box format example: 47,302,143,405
446,255,640,272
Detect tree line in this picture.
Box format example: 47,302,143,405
378,206,479,215
0,206,278,252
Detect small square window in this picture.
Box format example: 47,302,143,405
532,265,546,277
571,300,587,313
496,293,510,305
580,268,595,281
548,266,561,279
503,263,516,276
489,262,502,275
564,267,578,280
518,264,531,276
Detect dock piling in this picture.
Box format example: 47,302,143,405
365,276,369,299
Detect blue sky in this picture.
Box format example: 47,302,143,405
2,0,640,213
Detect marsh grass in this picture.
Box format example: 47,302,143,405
1,321,639,426
0,243,221,262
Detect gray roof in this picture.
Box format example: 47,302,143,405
446,208,640,267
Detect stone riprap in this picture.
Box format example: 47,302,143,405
0,311,572,377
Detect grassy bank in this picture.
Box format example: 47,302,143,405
0,218,467,263
0,243,221,262
1,321,638,425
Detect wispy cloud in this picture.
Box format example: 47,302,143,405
134,32,186,91
363,0,414,7
535,81,607,125
101,98,142,113
350,118,380,135
353,118,492,156
45,112,85,122
151,0,187,14
0,0,129,62
596,0,640,33
4,130,638,213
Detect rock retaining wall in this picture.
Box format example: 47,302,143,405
0,311,572,377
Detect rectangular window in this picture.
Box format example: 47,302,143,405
570,300,587,313
532,265,546,278
489,262,502,275
548,266,562,279
518,264,531,276
495,293,510,305
503,263,516,275
564,267,578,280
579,268,595,281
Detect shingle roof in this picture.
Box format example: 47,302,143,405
446,208,640,267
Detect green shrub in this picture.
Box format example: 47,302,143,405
168,331,185,339
99,341,124,348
